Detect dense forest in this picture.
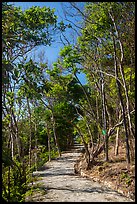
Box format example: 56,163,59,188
2,2,135,202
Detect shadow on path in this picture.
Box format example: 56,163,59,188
45,186,125,198
31,145,133,202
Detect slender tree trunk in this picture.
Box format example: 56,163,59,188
11,109,22,160
96,95,99,123
106,102,112,129
117,32,135,139
9,121,14,159
71,122,90,168
109,11,132,163
34,123,38,171
7,115,12,202
86,122,94,154
95,96,102,155
10,108,21,159
74,73,95,118
51,111,61,157
101,72,108,161
27,97,32,170
129,139,135,162
8,166,10,202
113,36,130,163
74,105,94,156
115,110,121,156
115,127,119,156
22,158,26,188
40,98,61,157
46,123,51,162
15,125,21,159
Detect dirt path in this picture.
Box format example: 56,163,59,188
31,145,133,202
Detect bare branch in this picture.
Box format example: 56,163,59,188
61,32,71,45
95,70,124,88
108,109,135,137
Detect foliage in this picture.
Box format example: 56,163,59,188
2,2,135,202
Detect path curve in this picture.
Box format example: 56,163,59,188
32,146,133,202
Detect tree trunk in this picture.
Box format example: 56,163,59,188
106,103,112,129
74,73,95,118
115,127,119,156
51,111,61,157
129,138,135,162
73,124,90,168
46,123,51,162
27,97,32,170
9,121,14,159
8,166,10,202
101,72,108,161
40,98,61,157
117,29,135,139
93,143,105,159
112,35,130,163
11,107,21,159
115,109,121,156
34,123,38,171
74,105,94,158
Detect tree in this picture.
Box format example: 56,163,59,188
2,2,135,200
77,2,135,164
2,3,58,201
58,2,135,168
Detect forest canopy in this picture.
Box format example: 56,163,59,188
2,2,135,202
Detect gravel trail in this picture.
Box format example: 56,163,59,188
32,145,133,202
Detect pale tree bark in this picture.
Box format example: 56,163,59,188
9,121,14,159
51,111,61,157
92,113,132,160
115,110,122,156
115,27,135,140
112,34,130,163
6,105,21,160
106,103,113,129
115,127,120,156
40,97,61,157
74,125,90,168
9,83,21,159
27,97,32,170
75,106,94,157
129,138,135,162
109,10,135,162
101,78,108,161
46,122,51,162
11,110,21,159
94,95,102,157
96,95,99,124
34,122,38,171
116,31,135,140
74,73,96,119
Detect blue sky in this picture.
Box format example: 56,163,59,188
9,2,87,84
